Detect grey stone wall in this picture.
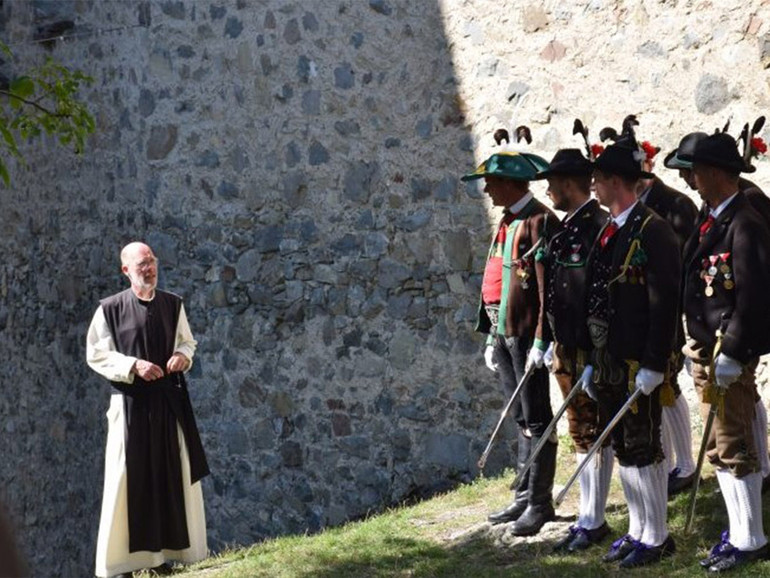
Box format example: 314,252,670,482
3,0,770,576
0,1,501,576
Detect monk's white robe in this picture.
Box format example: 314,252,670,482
87,303,207,578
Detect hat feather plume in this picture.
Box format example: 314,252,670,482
573,118,592,159
515,125,532,145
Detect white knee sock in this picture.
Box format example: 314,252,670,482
669,394,695,476
752,401,770,478
619,465,645,540
637,461,669,547
716,468,740,543
576,446,614,530
730,472,767,551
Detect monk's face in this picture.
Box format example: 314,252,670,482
122,244,158,292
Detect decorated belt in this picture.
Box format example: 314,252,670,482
485,304,500,333
587,316,609,350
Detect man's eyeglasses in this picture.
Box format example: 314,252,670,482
135,258,158,271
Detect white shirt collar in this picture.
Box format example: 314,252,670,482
508,191,533,215
710,192,739,219
612,200,638,228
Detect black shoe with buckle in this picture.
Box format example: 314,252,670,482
602,534,637,563
668,468,696,497
707,542,770,573
568,522,611,552
700,531,732,568
619,535,676,568
553,526,580,553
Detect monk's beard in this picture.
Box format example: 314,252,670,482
128,271,157,295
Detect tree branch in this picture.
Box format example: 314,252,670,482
0,90,66,117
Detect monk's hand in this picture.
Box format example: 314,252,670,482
133,359,164,381
166,353,190,374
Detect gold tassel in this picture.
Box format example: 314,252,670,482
626,359,640,414
659,382,676,407
659,352,676,407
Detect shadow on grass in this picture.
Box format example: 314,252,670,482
191,475,770,578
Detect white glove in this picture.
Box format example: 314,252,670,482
543,343,554,372
484,345,498,372
576,365,597,401
635,367,664,396
714,353,742,389
525,346,545,371
684,356,693,377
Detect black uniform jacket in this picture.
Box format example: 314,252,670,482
682,192,770,362
587,202,681,372
544,198,609,350
644,176,698,251
643,176,698,349
476,197,557,342
740,177,770,230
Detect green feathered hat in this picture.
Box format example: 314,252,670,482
461,151,549,182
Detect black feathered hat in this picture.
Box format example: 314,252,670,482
663,132,708,170
534,149,592,180
593,143,653,180
679,132,753,174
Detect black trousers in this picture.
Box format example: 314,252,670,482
492,334,552,437
592,348,663,468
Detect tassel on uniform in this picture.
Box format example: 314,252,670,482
659,357,676,407
626,359,640,415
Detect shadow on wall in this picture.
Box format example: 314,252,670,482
0,500,28,578
0,0,515,575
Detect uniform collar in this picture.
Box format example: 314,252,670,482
710,191,739,219
612,200,638,229
507,191,533,215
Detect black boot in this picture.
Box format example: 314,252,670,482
510,436,556,536
488,431,531,524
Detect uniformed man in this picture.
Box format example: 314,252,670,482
638,141,699,496
462,144,559,537
665,132,770,490
534,149,614,552
585,140,680,568
680,132,770,572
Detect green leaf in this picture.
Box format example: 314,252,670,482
0,161,10,187
9,76,35,99
0,125,19,157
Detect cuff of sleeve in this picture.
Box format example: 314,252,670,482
534,338,549,351
174,349,194,372
120,356,138,383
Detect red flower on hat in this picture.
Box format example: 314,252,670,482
640,141,659,161
751,137,768,157
591,143,605,158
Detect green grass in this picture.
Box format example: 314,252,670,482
163,445,770,578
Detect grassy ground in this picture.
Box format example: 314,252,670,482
154,437,770,578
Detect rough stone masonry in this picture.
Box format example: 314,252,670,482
1,0,770,576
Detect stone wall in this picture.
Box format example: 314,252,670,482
2,0,770,576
